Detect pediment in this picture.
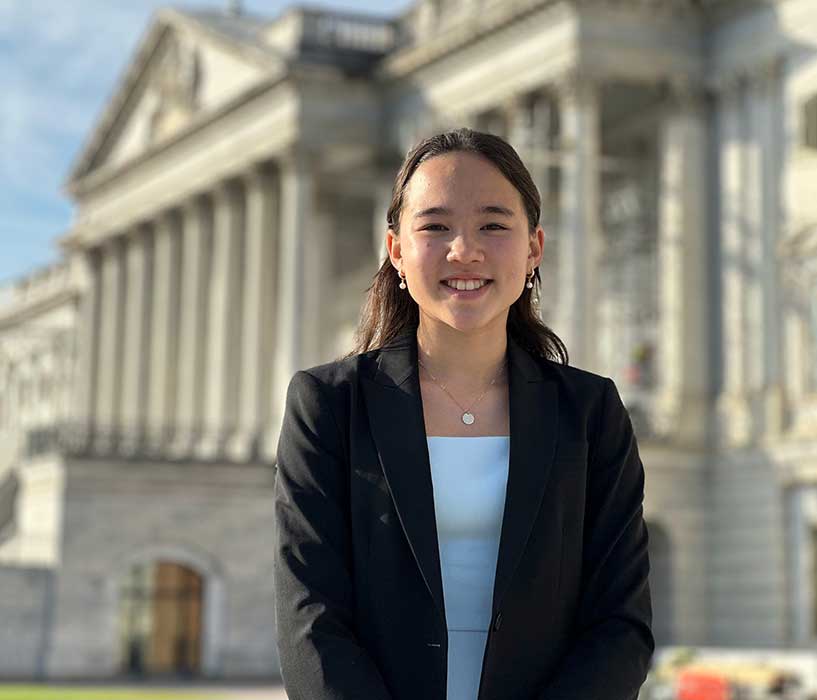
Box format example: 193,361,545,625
67,9,284,187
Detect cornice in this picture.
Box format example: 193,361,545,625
64,18,169,187
381,0,783,80
0,289,79,332
65,70,291,200
378,0,560,79
574,0,780,20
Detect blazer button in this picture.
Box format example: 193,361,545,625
493,613,503,631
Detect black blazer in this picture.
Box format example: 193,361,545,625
273,326,654,700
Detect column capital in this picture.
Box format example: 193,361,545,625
709,69,747,100
747,54,786,93
99,233,125,254
117,222,151,251
662,77,708,114
551,68,599,104
710,55,785,99
153,206,181,232
77,244,102,278
181,191,208,216
278,145,322,173
242,161,277,188
212,177,242,201
502,90,534,114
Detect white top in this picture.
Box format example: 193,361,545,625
426,436,510,700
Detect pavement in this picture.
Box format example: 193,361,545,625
0,682,290,700
174,687,288,699
185,688,288,699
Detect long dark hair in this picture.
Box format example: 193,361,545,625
342,127,568,364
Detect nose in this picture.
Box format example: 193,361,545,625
447,228,484,263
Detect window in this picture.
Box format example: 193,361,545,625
805,94,817,150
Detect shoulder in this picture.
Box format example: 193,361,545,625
285,348,379,406
296,349,377,387
531,356,631,445
538,357,613,405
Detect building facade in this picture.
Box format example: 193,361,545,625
1,0,816,681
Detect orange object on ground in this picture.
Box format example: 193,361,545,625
677,669,731,700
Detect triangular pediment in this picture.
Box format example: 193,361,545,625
66,8,285,187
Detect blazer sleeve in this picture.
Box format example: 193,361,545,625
537,377,655,700
273,370,393,700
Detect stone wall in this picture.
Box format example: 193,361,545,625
708,453,788,646
0,566,55,678
642,446,711,647
45,457,280,679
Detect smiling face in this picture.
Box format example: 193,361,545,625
386,150,544,336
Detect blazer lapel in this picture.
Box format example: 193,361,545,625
493,334,558,615
361,326,559,626
362,328,447,623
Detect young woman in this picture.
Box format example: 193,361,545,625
273,128,654,700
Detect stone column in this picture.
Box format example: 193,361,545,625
227,165,278,462
744,75,766,421
505,93,531,156
476,108,508,139
655,81,710,445
783,290,809,405
94,237,126,453
554,74,601,370
373,178,393,263
171,195,212,458
269,153,315,450
72,248,101,450
119,226,153,454
197,181,244,460
531,90,556,324
716,75,752,445
530,91,554,211
755,60,786,435
146,212,182,454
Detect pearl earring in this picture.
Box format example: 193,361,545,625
526,270,534,289
398,269,407,290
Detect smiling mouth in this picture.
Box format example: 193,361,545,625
441,279,492,291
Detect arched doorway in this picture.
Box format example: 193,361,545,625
118,560,204,676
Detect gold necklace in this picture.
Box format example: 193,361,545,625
417,357,506,425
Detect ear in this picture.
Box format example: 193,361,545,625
386,228,402,271
529,225,545,268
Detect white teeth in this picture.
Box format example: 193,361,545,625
444,279,488,291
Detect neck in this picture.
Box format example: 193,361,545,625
415,313,508,387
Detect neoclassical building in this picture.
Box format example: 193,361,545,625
1,0,816,681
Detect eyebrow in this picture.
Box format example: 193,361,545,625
413,205,515,219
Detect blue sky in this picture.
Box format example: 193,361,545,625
0,0,412,285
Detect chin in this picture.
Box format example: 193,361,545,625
440,312,504,335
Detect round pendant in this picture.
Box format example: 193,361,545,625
462,412,475,425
